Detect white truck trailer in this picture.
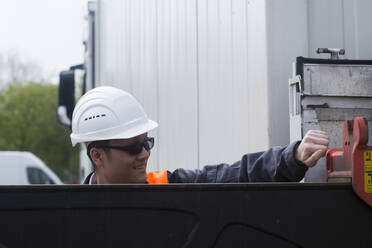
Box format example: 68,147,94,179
58,0,372,182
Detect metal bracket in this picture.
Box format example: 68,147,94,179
288,75,302,116
316,48,345,60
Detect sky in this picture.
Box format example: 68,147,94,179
0,0,87,83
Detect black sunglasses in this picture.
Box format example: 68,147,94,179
98,137,155,155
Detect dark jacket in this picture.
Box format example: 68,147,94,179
83,141,307,184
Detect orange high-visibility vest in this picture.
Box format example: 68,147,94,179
146,170,169,184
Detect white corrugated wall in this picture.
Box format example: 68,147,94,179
95,0,372,171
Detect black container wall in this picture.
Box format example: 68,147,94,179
0,183,371,248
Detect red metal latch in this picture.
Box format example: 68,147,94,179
326,117,372,207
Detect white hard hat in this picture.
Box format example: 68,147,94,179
70,86,158,146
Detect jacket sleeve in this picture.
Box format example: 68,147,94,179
167,141,308,183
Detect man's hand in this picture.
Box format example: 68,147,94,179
295,130,329,167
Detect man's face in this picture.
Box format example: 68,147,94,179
98,133,151,184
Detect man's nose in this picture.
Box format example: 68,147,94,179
137,147,150,160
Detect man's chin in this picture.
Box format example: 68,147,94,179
134,172,147,184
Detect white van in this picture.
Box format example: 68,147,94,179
0,151,63,185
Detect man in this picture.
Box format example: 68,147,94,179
70,86,329,184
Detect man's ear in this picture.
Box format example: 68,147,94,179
90,148,105,169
